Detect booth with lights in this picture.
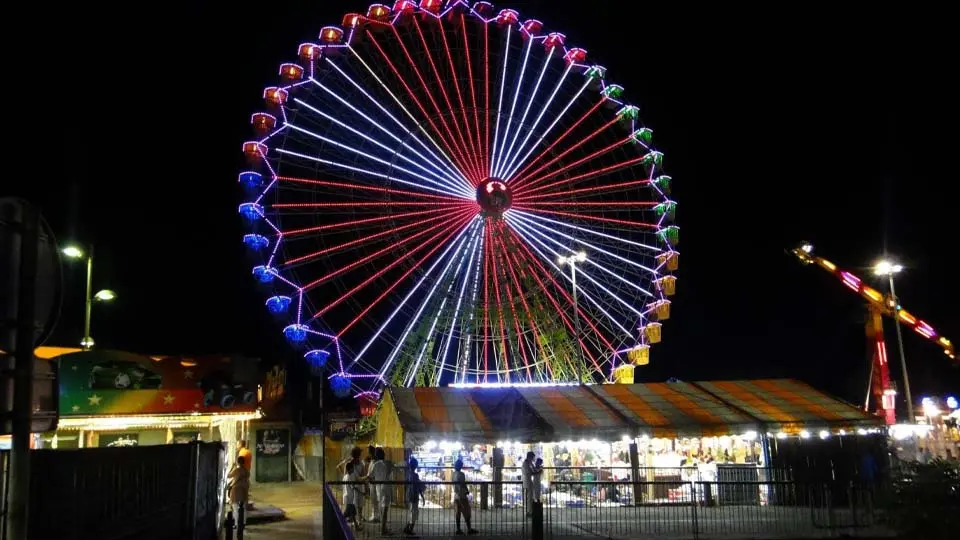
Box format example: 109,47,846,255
43,350,262,453
370,379,885,506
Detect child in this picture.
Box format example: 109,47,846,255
342,462,363,531
403,457,426,535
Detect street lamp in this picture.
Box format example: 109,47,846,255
874,258,912,422
557,251,587,384
61,245,116,350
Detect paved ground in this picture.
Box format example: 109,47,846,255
234,483,891,540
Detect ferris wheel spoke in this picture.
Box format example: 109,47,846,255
433,15,485,183
344,218,480,375
276,147,468,199
410,17,483,183
504,230,605,375
499,63,573,181
291,95,469,196
404,228,480,388
300,208,475,291
510,207,658,231
283,121,471,199
495,44,556,179
513,128,629,195
493,37,534,179
490,24,513,180
434,223,482,387
483,21,491,174
325,211,476,331
508,209,660,260
274,175,466,202
508,228,620,367
373,220,481,381
492,221,534,381
279,207,456,238
506,91,601,185
500,230,554,381
486,222,513,381
332,53,471,190
514,178,652,202
459,221,485,384
282,210,465,266
460,14,484,178
481,219,491,381
516,153,656,199
507,215,647,331
365,30,477,184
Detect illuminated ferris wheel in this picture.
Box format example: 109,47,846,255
238,0,679,398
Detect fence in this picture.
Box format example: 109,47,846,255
327,479,887,539
25,441,225,540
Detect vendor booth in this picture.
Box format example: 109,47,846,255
367,379,884,507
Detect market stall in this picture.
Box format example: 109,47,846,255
367,379,884,508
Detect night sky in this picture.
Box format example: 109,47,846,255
15,2,957,410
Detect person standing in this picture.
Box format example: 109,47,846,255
522,452,536,517
453,459,478,535
238,440,252,471
532,458,544,503
365,445,379,522
342,462,364,532
369,447,394,535
403,457,426,536
229,456,251,539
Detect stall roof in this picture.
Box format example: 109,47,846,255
383,379,882,445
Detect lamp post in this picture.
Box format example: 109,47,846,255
874,259,912,422
558,251,587,384
61,245,116,350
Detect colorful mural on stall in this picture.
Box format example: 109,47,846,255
57,350,260,415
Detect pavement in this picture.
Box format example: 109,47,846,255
242,482,323,540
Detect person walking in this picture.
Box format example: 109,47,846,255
228,455,251,539
403,457,426,536
453,459,478,535
342,462,364,532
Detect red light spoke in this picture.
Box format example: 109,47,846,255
461,14,483,181
495,221,532,380
273,201,473,209
392,23,479,183
515,201,657,208
515,135,629,195
513,117,621,190
484,22,491,175
336,214,476,337
505,232,603,374
514,178,651,202
366,30,474,183
482,219,491,382
510,98,605,187
501,230,552,380
275,176,469,202
511,207,658,229
518,155,651,199
282,208,454,237
435,16,484,184
508,226,618,361
319,211,475,323
489,223,512,380
285,211,467,266
301,208,475,291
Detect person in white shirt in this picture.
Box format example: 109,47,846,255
342,462,363,531
532,458,544,503
369,447,393,535
522,452,536,517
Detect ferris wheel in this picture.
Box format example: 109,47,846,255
238,0,679,398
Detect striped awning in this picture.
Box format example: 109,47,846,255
385,379,881,444
693,379,876,432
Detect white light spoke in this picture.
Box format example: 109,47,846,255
496,46,555,178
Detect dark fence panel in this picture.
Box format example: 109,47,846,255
27,442,224,540
327,479,891,539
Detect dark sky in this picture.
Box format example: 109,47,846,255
15,1,957,409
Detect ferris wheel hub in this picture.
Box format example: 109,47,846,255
476,178,512,217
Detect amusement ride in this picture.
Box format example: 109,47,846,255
237,1,679,407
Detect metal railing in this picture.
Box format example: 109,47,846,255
327,479,888,539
